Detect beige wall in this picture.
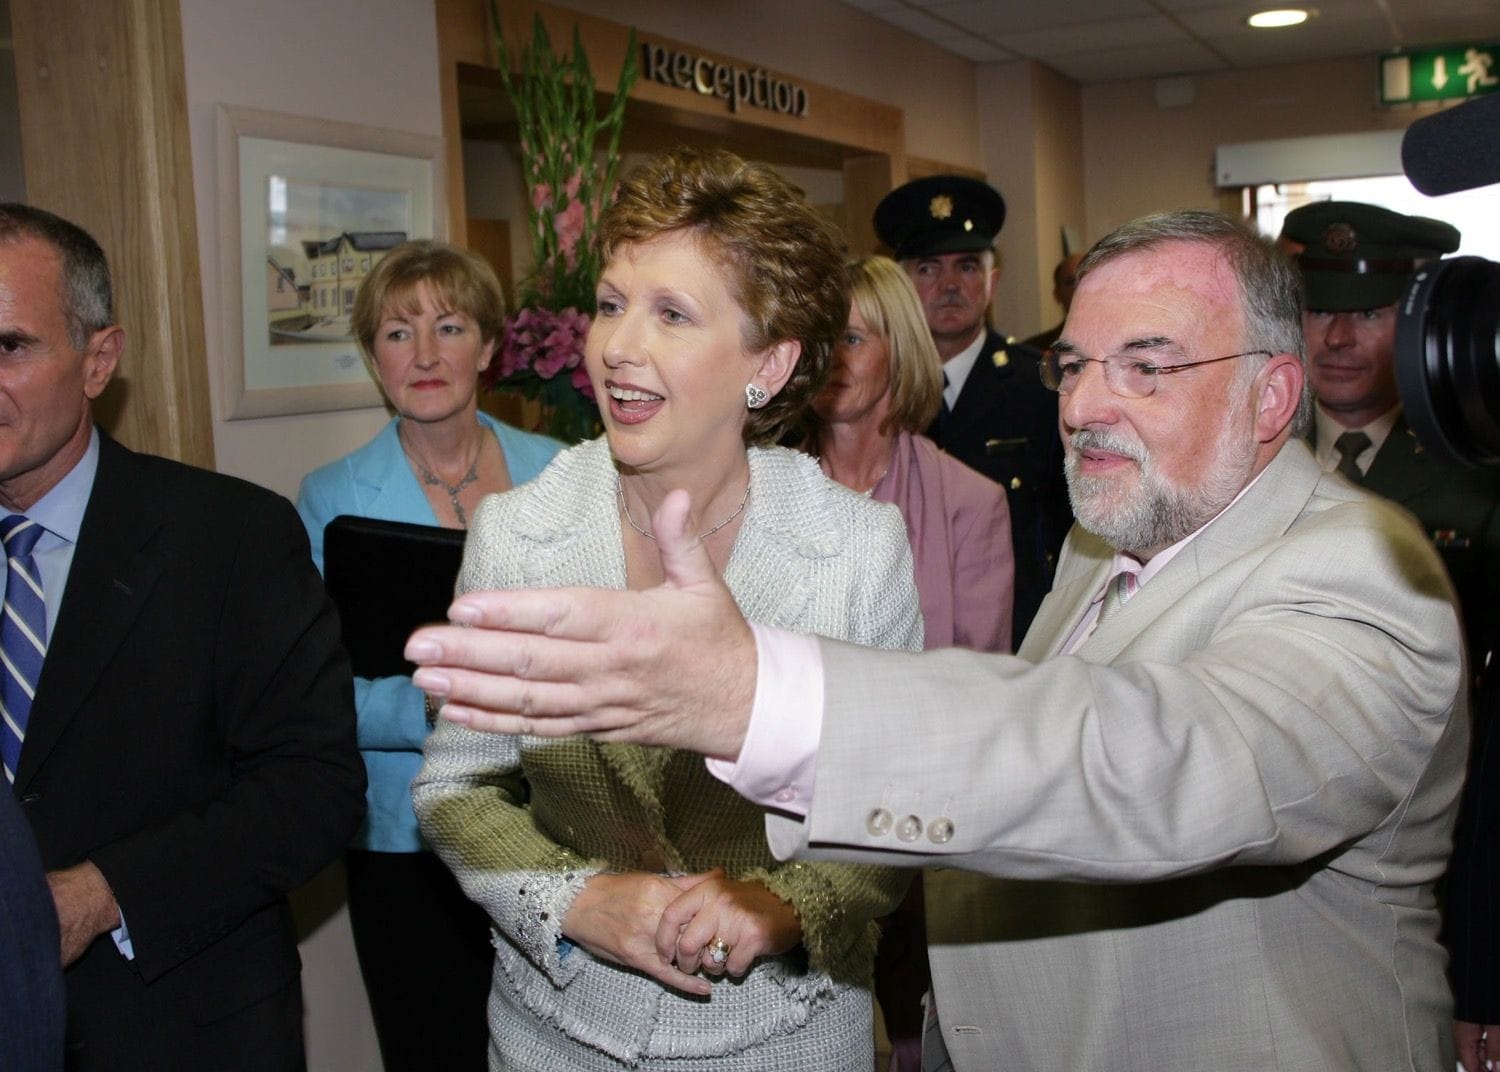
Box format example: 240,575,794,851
181,0,441,502
1080,55,1443,239
977,60,1087,339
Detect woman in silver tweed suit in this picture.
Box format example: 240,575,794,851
413,147,923,1071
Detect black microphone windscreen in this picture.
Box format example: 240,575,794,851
1402,93,1500,196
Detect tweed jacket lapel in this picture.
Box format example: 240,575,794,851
1026,442,1323,668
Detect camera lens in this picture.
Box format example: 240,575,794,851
1395,256,1500,467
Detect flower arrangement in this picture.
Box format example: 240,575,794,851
479,7,638,443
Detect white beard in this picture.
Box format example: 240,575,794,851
1064,400,1257,556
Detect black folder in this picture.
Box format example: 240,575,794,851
322,515,466,679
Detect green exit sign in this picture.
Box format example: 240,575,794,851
1381,46,1500,104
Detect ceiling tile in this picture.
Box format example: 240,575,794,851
997,15,1193,58
932,35,1020,63
835,0,1500,84
872,6,967,41
1046,38,1230,82
921,0,1154,37
1203,23,1404,67
1394,17,1500,47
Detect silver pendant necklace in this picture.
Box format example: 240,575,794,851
401,423,482,527
616,474,750,541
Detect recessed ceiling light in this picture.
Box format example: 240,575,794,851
1247,8,1311,28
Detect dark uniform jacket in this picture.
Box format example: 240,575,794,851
926,329,1071,644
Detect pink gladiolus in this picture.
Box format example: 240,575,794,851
555,198,586,268
564,171,583,199
531,183,552,211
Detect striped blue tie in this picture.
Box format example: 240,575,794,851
1,515,46,784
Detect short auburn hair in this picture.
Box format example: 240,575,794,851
599,147,848,445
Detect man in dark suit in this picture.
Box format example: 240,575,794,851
1282,200,1500,1072
0,203,364,1070
874,176,1070,641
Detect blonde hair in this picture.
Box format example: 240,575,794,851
847,255,944,434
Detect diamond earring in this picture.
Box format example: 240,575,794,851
745,383,770,409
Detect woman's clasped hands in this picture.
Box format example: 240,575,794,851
562,868,801,997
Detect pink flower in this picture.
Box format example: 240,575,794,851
564,171,583,199
571,363,595,400
495,306,591,382
554,198,586,268
531,183,552,211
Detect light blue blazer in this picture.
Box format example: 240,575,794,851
296,412,562,851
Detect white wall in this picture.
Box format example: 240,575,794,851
179,1,446,1067
181,0,442,502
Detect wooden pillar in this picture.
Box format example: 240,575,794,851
843,153,904,257
10,0,214,468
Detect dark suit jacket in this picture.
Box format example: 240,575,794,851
1334,415,1500,1025
1447,695,1500,1023
14,433,364,1071
0,786,64,1071
1357,416,1500,669
926,330,1071,644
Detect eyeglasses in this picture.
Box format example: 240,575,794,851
1040,349,1272,399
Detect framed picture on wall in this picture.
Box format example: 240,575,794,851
216,104,445,419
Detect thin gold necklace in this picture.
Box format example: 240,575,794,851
401,421,483,527
616,475,750,541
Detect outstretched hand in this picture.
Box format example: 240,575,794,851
406,489,758,760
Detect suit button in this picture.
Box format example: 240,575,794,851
866,808,893,836
927,818,954,844
17,792,39,804
1010,477,1023,490
896,815,922,841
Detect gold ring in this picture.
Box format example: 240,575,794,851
705,936,732,965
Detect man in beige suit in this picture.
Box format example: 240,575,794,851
405,211,1468,1071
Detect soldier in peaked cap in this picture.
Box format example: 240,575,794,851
874,175,1070,645
1281,201,1495,628
1284,201,1500,1069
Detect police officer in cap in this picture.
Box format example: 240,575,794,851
874,175,1070,642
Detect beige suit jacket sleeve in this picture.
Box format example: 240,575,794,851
766,444,1466,889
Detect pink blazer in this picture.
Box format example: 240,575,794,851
872,430,1014,652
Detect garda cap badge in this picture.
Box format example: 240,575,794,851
929,194,954,220
1322,221,1358,253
